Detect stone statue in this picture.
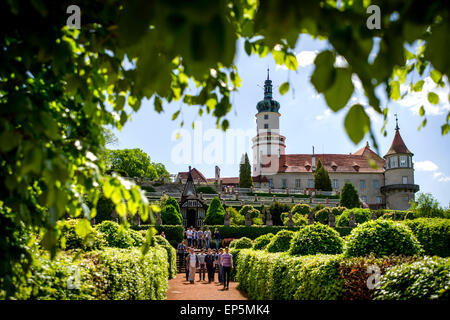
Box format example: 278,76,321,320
111,209,119,223
349,211,357,227
235,192,239,200
265,210,273,226
156,211,162,226
308,211,315,225
224,209,230,226
254,194,258,202
133,212,141,226
286,212,294,227
245,210,252,226
328,213,335,228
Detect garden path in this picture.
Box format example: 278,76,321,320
167,273,248,300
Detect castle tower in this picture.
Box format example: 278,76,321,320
252,69,286,176
381,116,419,210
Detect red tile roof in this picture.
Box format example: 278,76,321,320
206,177,240,184
384,129,412,157
261,144,385,174
177,168,208,183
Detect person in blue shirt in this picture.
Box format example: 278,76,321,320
213,228,221,249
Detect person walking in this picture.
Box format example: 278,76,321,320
160,231,166,239
186,227,193,247
177,240,186,269
197,228,203,249
197,248,206,281
193,228,198,249
205,249,215,283
187,248,197,284
213,228,221,250
204,227,211,249
217,248,224,285
221,247,233,290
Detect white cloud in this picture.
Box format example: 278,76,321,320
397,76,450,116
334,55,348,67
414,160,450,183
315,109,331,121
297,50,319,67
414,160,439,172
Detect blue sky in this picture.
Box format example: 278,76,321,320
113,35,450,207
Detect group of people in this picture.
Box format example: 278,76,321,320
184,226,221,250
177,241,234,290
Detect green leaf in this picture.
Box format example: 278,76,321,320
323,68,354,111
244,40,252,56
154,96,163,113
390,81,400,100
285,53,298,70
430,70,442,84
419,106,425,117
442,124,450,135
279,82,290,95
413,80,424,92
172,110,181,120
311,50,336,93
75,219,93,238
344,104,371,144
427,92,439,104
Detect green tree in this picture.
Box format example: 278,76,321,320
161,196,181,214
108,148,158,179
339,182,361,209
161,204,183,225
410,193,447,218
239,153,253,188
204,197,225,225
314,159,332,191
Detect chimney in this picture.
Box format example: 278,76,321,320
312,146,316,172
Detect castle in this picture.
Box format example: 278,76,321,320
251,71,419,210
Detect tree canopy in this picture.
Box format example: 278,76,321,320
339,182,361,209
314,159,332,191
239,153,253,188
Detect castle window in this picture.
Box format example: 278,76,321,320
333,179,338,189
376,196,382,204
373,180,379,188
409,156,412,167
282,179,287,189
268,179,273,188
360,180,366,189
308,179,313,188
295,179,301,188
390,156,398,168
264,114,268,120
264,123,269,129
400,155,407,167
361,195,367,203
402,176,408,184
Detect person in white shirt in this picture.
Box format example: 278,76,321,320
186,227,193,247
187,248,197,284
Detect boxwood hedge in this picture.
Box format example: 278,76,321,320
266,230,296,253
203,225,302,240
154,235,178,279
402,218,450,257
289,224,344,256
344,220,423,257
253,233,274,250
132,225,184,247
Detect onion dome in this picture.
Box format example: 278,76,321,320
256,69,280,113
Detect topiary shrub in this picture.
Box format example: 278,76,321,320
375,256,450,300
403,218,450,257
253,233,274,250
161,204,182,225
231,237,253,249
153,235,177,279
331,206,346,216
404,211,416,220
95,195,114,223
312,204,326,212
96,220,134,248
141,185,156,192
161,196,181,213
282,212,307,226
290,204,311,215
289,224,344,256
129,229,145,247
266,230,296,253
204,197,225,225
314,207,331,224
336,208,371,227
382,210,408,221
344,220,423,257
269,202,292,226
59,219,106,251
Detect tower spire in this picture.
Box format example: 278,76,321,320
267,67,270,80
394,113,399,131
264,69,273,100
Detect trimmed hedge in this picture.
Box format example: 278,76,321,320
375,256,450,300
196,186,217,194
289,224,344,256
132,225,184,246
253,233,274,250
96,221,135,248
154,235,177,279
403,218,450,257
161,204,182,225
336,208,371,227
9,247,169,300
231,237,253,249
266,230,296,253
59,219,106,251
235,250,344,300
344,220,423,257
202,225,302,240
